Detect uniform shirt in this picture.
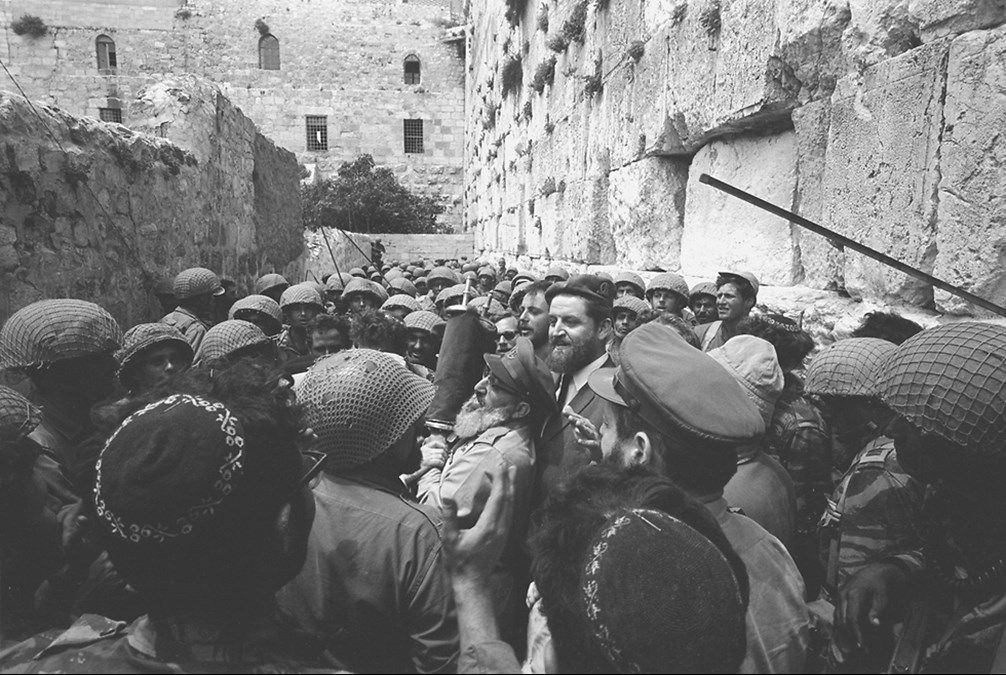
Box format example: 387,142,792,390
694,320,728,352
704,496,809,674
277,325,313,360
724,446,798,546
160,306,208,354
819,436,923,595
0,612,344,673
276,472,458,674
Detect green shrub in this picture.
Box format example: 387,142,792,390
560,0,589,43
254,18,270,34
530,56,557,93
501,54,523,97
11,14,47,38
536,4,549,32
505,0,529,25
627,40,644,61
545,33,569,52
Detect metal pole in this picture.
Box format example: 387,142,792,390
319,227,343,280
337,228,374,267
699,173,1006,319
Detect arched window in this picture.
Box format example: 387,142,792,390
259,34,280,70
404,55,421,85
96,35,117,71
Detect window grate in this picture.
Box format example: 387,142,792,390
306,116,328,151
99,107,122,124
403,119,424,154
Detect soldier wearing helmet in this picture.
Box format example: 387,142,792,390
694,271,760,352
161,267,224,353
254,273,290,304
278,284,325,362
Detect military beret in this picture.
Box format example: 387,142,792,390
545,274,616,312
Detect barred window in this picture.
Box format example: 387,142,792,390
403,119,424,154
99,108,122,124
259,34,280,70
306,116,328,151
96,35,117,71
404,55,421,85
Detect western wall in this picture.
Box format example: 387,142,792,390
0,75,303,326
463,0,1006,316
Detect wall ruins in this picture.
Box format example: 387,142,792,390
0,77,303,327
464,0,1006,315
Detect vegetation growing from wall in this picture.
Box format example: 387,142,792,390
561,1,589,43
536,4,549,32
501,54,524,97
530,56,557,92
11,14,47,38
301,155,448,234
505,0,529,25
254,18,270,35
545,33,570,52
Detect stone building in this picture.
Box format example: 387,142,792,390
463,0,1006,316
1,0,466,226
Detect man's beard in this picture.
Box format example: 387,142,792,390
546,336,599,374
453,394,518,440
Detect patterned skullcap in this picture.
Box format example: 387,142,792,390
805,337,897,398
389,277,419,298
254,273,289,296
228,295,283,325
116,323,193,376
94,393,246,544
343,278,389,305
382,294,421,314
689,281,718,300
173,267,224,300
0,385,41,442
879,322,1006,456
194,320,270,366
427,266,457,284
612,271,645,295
708,335,785,428
580,509,747,672
646,272,690,302
296,349,434,470
279,283,324,310
613,295,650,316
1,299,122,370
404,310,445,334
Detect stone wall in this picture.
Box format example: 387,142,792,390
464,0,1006,316
2,0,466,228
0,80,303,327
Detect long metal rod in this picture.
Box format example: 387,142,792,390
699,173,1006,319
336,228,375,267
319,227,343,280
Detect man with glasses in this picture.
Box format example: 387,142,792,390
494,314,519,354
417,337,555,640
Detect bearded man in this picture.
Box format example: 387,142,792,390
416,338,554,638
536,274,615,500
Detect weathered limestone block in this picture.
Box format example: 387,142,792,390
792,100,844,288
932,27,1006,315
822,39,949,307
842,0,921,67
909,0,1006,42
777,0,852,101
607,156,688,269
680,131,799,285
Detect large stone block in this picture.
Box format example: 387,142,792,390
932,27,1006,315
607,156,688,269
822,39,949,306
680,131,800,286
909,0,1006,42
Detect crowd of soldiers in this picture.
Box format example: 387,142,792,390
0,254,1004,673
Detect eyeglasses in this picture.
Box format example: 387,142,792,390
298,450,327,490
497,330,518,341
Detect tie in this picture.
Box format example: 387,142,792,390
556,374,570,408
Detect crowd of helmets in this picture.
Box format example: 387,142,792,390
0,247,1006,675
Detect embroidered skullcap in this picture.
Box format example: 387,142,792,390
646,272,690,303
428,266,458,284
612,271,645,296
279,283,324,310
580,509,747,672
708,335,785,428
689,281,718,300
0,385,41,442
612,295,650,317
94,393,247,545
228,294,283,325
382,294,421,314
343,278,389,305
1,299,123,370
404,310,445,334
389,277,419,298
116,323,192,376
173,267,224,300
544,265,570,282
194,320,270,366
879,322,1006,456
254,273,289,296
467,295,507,319
297,349,434,470
804,337,896,398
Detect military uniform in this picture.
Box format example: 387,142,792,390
0,612,346,673
159,306,209,354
